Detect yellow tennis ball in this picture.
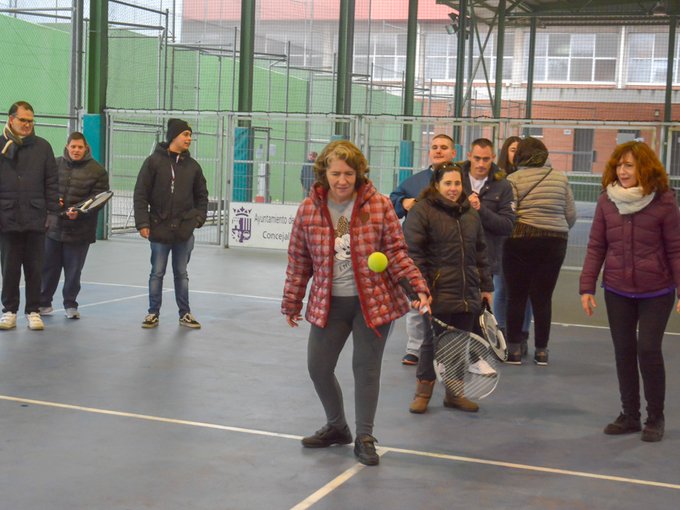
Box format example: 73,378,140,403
367,251,388,273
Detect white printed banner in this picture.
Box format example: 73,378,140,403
229,202,299,250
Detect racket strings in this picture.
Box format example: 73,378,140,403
479,309,508,361
434,329,500,400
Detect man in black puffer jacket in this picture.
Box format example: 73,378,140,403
134,118,208,330
0,101,59,331
40,132,109,320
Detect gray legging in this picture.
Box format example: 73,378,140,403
308,296,392,437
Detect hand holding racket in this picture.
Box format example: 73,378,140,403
61,190,113,217
399,279,501,400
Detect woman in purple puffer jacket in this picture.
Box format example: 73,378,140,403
580,141,680,443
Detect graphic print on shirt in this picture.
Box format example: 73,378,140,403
334,215,352,272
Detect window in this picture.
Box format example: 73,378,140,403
627,32,680,84
353,29,407,81
422,30,514,82
423,33,457,80
526,32,618,83
522,127,543,138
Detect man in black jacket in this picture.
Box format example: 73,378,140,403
0,101,59,331
460,138,515,373
460,138,515,279
40,132,109,320
134,118,208,329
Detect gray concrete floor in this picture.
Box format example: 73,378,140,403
0,239,678,509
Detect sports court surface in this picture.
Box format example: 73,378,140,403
1,240,678,510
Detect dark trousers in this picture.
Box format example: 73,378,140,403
502,237,567,349
0,231,45,314
307,296,392,437
40,237,91,309
604,290,674,418
416,312,474,382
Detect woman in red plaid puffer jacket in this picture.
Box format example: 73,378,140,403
282,140,428,466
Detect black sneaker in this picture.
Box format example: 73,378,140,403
603,413,642,435
505,351,522,365
641,414,665,442
534,349,549,366
301,424,352,448
142,313,159,329
354,434,379,466
179,312,201,329
401,353,419,366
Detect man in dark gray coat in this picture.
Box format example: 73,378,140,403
134,118,208,329
40,132,109,320
0,101,59,331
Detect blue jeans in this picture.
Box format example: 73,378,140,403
148,235,194,316
40,237,90,309
493,272,532,333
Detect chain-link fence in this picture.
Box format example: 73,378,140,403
105,110,680,268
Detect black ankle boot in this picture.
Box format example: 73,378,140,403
354,434,379,465
302,424,353,448
603,413,641,435
641,414,665,442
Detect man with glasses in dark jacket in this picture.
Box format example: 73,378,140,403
0,101,59,331
134,118,208,329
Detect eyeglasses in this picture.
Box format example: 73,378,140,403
12,117,35,125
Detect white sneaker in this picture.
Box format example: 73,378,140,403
39,306,54,315
0,311,17,330
65,308,80,319
468,358,497,377
26,312,44,330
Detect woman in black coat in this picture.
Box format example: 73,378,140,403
403,162,493,414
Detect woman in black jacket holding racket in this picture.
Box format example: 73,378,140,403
403,162,493,414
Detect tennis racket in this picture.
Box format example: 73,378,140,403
399,279,501,399
478,298,508,361
62,190,113,216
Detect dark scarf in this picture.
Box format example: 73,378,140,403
1,121,23,160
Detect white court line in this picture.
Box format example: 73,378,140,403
382,446,680,491
0,395,302,440
80,280,282,302
78,280,680,335
1,394,679,494
289,463,367,510
288,447,387,510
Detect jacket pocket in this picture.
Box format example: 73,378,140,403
0,199,15,229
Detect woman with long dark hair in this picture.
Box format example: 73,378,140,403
494,135,532,357
502,137,576,365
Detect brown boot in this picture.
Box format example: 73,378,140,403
443,390,479,413
409,379,435,414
